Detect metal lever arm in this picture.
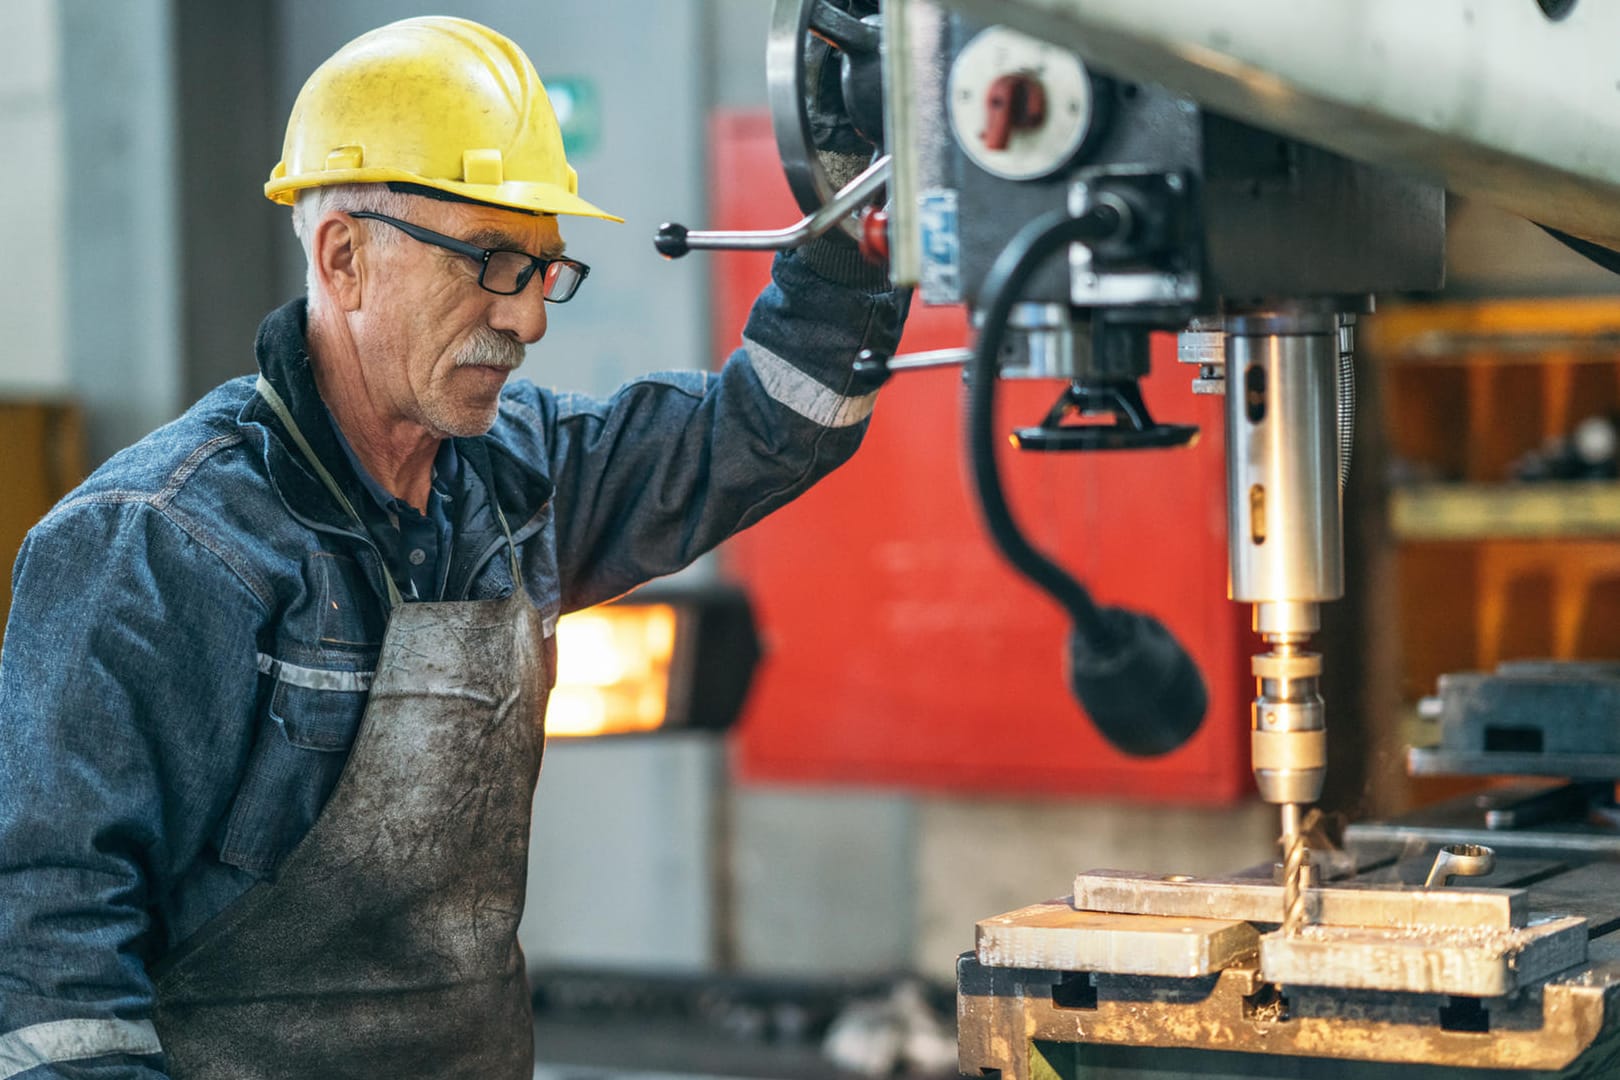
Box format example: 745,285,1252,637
655,155,891,258
852,347,972,383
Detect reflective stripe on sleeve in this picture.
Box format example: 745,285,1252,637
0,1019,162,1079
256,653,374,693
744,340,878,429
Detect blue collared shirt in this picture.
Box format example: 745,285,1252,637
322,407,459,602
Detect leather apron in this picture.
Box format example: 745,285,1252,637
151,378,548,1079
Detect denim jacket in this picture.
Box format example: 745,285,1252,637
0,249,906,1078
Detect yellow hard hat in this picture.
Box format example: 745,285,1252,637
266,16,622,222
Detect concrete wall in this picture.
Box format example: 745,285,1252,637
173,0,286,403
57,0,181,462
0,0,68,397
521,735,724,972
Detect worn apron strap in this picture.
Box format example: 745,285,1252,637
255,375,526,601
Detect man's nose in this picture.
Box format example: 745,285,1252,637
487,286,548,345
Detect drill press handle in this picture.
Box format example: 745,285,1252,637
654,156,891,258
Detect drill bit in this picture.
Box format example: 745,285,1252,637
1281,804,1321,935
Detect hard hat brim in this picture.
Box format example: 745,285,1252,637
266,169,624,223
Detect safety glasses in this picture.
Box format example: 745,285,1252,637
348,210,590,303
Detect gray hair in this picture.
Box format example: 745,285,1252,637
292,183,415,312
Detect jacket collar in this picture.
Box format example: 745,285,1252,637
238,298,369,538
237,298,553,556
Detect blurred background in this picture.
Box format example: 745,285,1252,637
5,2,1620,1077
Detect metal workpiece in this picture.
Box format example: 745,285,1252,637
1259,914,1588,997
1045,872,1589,998
977,899,1258,978
1072,869,1529,931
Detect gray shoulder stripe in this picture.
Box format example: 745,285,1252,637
256,653,374,693
0,1019,161,1079
744,340,878,429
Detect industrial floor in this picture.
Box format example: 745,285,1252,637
533,1016,854,1080
528,971,958,1080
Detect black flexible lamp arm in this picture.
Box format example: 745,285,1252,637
966,207,1208,757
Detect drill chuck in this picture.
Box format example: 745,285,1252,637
1251,648,1327,805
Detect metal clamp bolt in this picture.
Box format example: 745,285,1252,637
1424,843,1496,888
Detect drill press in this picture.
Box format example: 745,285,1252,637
656,0,1620,1071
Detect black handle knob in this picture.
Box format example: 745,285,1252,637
1067,610,1207,757
851,348,891,386
654,223,690,259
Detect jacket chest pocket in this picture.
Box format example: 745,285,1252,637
310,550,385,651
218,662,371,877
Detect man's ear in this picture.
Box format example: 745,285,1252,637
313,212,365,312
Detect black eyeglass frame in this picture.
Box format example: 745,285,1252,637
347,210,590,302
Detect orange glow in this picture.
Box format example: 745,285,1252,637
547,603,679,737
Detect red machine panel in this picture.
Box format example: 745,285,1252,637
712,111,1252,802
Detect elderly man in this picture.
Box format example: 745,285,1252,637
0,16,905,1079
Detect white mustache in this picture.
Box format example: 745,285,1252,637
455,328,526,371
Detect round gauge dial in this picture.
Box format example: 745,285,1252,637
947,26,1098,181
